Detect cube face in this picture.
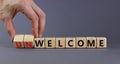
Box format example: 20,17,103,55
24,35,34,48
76,37,87,48
97,37,107,48
45,38,56,48
66,38,75,48
14,35,24,41
13,35,24,48
24,35,34,41
86,37,97,48
34,38,45,48
56,38,66,48
14,41,24,48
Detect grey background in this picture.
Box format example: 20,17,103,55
0,0,120,64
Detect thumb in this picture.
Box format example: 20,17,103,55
2,17,16,41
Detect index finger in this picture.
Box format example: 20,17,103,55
20,5,39,38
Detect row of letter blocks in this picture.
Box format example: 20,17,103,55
13,35,107,48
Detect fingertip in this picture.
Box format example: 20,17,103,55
33,32,38,38
10,32,16,42
34,35,38,38
38,34,42,38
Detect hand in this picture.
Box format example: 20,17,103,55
0,0,46,40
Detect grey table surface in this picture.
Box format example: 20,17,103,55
0,45,120,64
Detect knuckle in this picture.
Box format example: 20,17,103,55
41,12,46,17
32,15,39,22
38,11,46,17
42,12,46,17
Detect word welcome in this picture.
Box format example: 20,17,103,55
13,35,107,48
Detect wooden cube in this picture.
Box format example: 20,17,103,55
86,37,97,48
56,38,66,48
24,35,34,48
13,35,24,48
97,37,107,48
76,37,87,48
45,38,56,48
34,38,45,48
66,37,75,48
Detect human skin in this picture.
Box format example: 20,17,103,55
0,0,46,40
